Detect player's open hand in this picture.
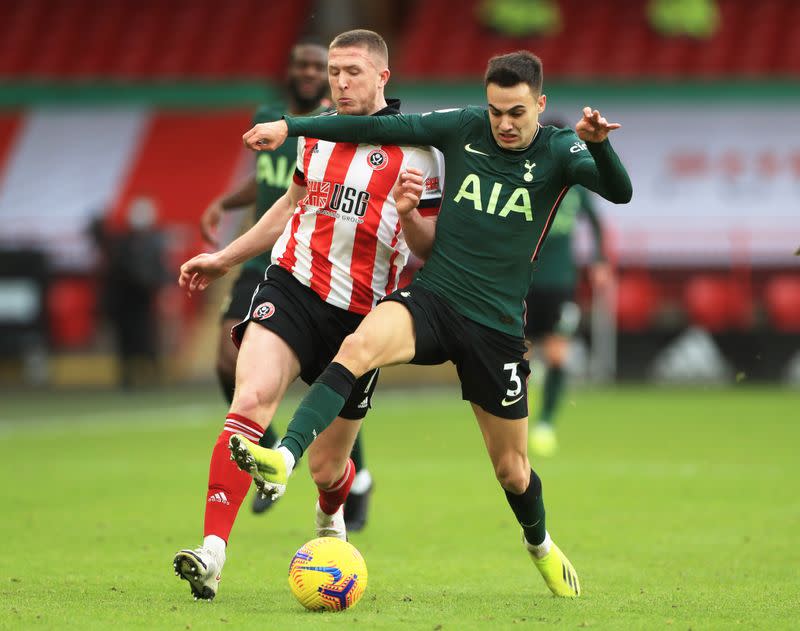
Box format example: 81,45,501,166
393,167,424,217
199,199,224,247
178,252,230,295
575,107,621,143
242,120,289,151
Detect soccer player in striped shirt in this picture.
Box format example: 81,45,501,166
173,29,442,601
237,51,633,599
196,41,334,516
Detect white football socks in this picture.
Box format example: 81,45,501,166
203,534,226,561
525,530,553,559
350,468,373,495
277,445,296,475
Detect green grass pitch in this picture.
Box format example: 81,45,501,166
1,385,797,629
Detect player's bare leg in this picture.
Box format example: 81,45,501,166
230,323,301,427
307,418,362,540
174,323,301,600
213,317,287,513
472,403,579,597
230,301,416,496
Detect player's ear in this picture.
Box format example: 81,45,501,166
537,94,547,113
378,68,390,88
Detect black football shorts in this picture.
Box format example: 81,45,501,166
231,265,379,420
382,281,530,420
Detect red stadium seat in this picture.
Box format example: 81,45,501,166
764,275,800,332
616,272,658,332
47,278,97,348
683,275,752,332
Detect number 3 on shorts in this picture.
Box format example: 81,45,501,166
503,362,522,397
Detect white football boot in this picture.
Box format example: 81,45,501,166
315,500,347,541
173,545,225,601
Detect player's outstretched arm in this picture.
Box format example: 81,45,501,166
178,251,230,295
178,181,303,295
200,176,257,246
393,167,437,261
567,106,632,204
575,106,621,144
243,121,289,151
246,109,464,151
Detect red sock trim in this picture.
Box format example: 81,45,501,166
318,458,355,515
326,458,353,492
204,423,257,542
224,413,264,444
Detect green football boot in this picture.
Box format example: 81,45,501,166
228,434,288,500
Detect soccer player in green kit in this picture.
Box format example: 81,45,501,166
235,51,632,598
524,119,612,457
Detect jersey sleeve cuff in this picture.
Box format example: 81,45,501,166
284,115,304,137
417,197,441,218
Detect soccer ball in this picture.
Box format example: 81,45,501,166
288,537,368,611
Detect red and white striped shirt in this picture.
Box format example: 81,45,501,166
271,112,442,315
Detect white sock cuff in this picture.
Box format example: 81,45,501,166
277,445,296,474
524,530,552,559
350,468,373,494
203,534,226,560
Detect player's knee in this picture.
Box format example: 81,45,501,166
544,338,569,366
336,333,374,375
494,454,529,494
548,349,568,368
309,453,347,489
230,382,275,419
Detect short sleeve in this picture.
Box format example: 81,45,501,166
405,146,443,218
293,136,307,186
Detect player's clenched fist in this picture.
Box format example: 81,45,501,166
178,252,230,295
575,106,621,144
243,120,290,151
392,167,425,217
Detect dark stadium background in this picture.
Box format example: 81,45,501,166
0,0,797,388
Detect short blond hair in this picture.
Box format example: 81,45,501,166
330,29,389,66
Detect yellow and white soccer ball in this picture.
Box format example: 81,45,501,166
288,537,368,611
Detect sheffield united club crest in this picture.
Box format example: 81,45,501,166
367,149,388,171
252,302,275,320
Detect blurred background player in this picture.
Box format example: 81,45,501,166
525,118,612,457
94,196,168,389
196,42,374,524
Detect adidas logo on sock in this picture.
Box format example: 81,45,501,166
208,492,230,505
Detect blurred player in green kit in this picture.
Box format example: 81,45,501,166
525,120,612,457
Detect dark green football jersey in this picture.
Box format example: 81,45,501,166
285,107,631,336
530,186,604,290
